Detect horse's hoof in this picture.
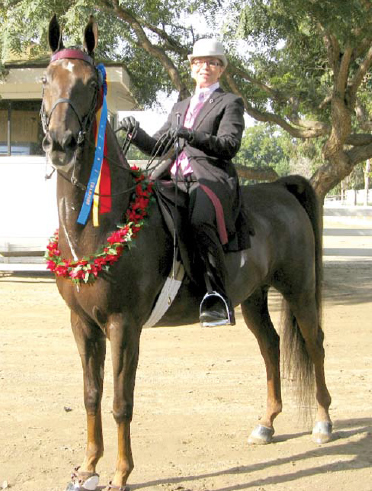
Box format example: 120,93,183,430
66,469,100,490
312,421,332,444
248,424,274,444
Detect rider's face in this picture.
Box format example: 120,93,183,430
191,57,225,88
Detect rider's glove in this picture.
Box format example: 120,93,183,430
176,127,194,142
120,116,139,135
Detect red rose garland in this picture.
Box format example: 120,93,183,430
45,167,154,284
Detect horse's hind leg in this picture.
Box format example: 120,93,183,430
284,292,332,443
70,312,106,478
241,287,282,444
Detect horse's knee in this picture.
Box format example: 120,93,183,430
112,403,133,423
84,388,102,414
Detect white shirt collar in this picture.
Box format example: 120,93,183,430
194,82,220,101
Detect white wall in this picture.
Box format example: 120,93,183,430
0,156,58,247
344,189,372,206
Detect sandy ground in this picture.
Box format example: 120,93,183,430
0,221,371,491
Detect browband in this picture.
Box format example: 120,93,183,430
51,49,94,66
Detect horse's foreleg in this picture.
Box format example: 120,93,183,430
108,315,141,488
71,312,106,473
241,288,282,444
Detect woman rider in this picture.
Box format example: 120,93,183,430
120,38,248,326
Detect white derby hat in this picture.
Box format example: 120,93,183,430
188,38,228,67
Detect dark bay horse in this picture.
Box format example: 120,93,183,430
42,16,332,491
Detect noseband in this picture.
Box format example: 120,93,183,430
40,49,101,146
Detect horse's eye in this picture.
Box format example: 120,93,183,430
41,76,47,85
90,80,98,90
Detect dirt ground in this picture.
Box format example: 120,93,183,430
0,231,371,490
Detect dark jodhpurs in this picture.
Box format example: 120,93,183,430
176,178,228,299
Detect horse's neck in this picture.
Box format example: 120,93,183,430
57,124,132,259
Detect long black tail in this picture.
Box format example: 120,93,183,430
278,175,323,313
277,175,323,417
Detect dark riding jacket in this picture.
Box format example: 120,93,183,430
131,88,249,251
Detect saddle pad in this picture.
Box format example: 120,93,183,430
143,259,185,328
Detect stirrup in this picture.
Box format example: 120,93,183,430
199,291,234,327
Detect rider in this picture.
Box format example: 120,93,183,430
120,38,247,327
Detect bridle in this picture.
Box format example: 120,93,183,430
40,48,126,195
40,49,100,147
40,48,161,197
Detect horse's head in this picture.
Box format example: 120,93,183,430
41,15,101,170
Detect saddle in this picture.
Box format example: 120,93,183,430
153,179,254,284
144,181,254,327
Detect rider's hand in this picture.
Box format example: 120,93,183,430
120,116,139,134
160,128,177,149
176,127,194,142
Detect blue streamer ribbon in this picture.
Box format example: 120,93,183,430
77,64,108,225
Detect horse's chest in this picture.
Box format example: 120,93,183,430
57,279,110,320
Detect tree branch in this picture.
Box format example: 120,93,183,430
228,64,285,102
98,0,190,98
224,70,330,138
136,19,189,55
346,133,372,146
235,164,278,182
346,142,372,166
336,46,353,96
348,44,372,105
320,27,340,74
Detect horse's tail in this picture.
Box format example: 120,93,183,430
277,175,323,418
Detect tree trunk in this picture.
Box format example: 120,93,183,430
311,95,353,200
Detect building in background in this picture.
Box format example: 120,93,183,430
0,57,136,269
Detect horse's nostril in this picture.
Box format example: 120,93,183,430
42,130,77,156
42,134,52,152
63,133,78,152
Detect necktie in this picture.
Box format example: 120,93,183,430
171,92,206,177
184,92,205,129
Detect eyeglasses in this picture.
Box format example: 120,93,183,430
192,59,222,68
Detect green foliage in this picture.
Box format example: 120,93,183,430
2,0,372,194
235,0,372,120
0,0,197,105
236,123,326,179
235,124,290,174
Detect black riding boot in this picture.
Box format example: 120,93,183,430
188,187,235,326
199,249,235,327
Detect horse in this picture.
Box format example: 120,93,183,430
41,15,332,491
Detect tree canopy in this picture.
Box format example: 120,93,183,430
1,0,372,199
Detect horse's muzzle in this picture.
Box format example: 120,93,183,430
43,129,78,167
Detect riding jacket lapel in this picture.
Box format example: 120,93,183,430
175,98,190,126
193,88,224,129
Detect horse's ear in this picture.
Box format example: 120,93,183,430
84,15,98,56
48,14,64,53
